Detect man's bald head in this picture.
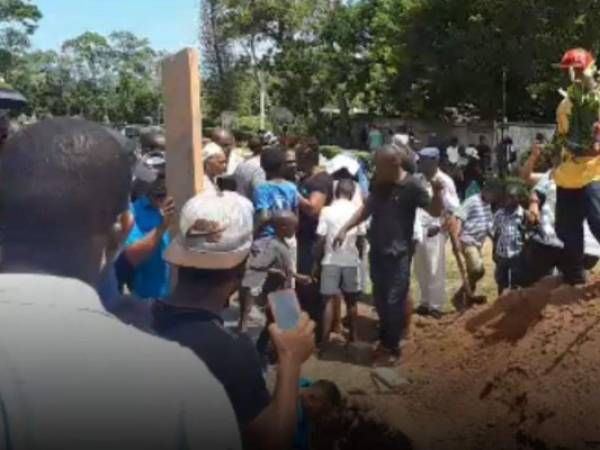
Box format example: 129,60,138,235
211,128,235,156
1,118,131,242
374,144,412,183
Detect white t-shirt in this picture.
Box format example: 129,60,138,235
203,174,218,194
0,274,241,450
446,146,460,165
227,148,246,175
317,199,366,267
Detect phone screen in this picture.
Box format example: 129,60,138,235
268,289,300,331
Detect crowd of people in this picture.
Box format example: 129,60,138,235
3,48,600,448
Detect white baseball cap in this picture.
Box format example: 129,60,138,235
165,190,254,270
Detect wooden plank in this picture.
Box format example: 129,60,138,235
161,48,203,212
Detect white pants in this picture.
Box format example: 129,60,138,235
285,236,297,288
414,232,447,312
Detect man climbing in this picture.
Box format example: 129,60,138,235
554,48,600,285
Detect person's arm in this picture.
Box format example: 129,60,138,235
253,185,272,235
423,177,444,218
520,142,544,185
333,202,371,248
527,191,541,225
312,211,328,278
254,210,272,236
124,197,175,267
298,191,327,218
356,235,366,259
312,236,326,279
243,313,315,450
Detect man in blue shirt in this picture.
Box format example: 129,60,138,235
254,145,299,237
121,157,175,300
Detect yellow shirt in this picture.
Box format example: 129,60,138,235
554,97,600,189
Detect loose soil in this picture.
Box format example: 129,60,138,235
303,276,600,450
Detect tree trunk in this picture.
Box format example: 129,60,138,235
248,36,267,129
207,0,225,85
337,90,351,148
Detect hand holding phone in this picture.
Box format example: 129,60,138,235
268,308,315,367
268,289,301,330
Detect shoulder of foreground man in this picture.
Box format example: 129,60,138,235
0,274,242,449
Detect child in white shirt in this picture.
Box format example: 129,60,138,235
314,179,366,347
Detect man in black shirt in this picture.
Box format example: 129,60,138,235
476,135,492,172
336,144,444,365
296,138,334,326
156,190,316,450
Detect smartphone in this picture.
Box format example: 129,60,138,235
268,289,301,331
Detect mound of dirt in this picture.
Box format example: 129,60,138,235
304,276,600,450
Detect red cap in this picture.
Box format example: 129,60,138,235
558,48,595,70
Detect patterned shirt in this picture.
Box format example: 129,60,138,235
254,180,299,238
457,193,493,248
493,206,525,259
533,171,563,248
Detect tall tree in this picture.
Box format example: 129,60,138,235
200,0,237,116
0,0,42,77
398,0,600,121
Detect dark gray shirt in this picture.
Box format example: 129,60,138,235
242,237,293,294
233,157,266,200
367,176,431,255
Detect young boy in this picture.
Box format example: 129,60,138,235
239,211,308,331
238,146,300,330
315,179,366,347
493,184,525,294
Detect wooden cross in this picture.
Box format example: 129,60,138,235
161,48,204,211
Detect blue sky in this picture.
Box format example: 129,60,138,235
31,0,199,52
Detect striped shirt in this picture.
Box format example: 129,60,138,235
493,206,525,259
457,193,493,248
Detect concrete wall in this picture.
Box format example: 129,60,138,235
349,118,555,156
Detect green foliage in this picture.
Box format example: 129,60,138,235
237,115,272,133
202,0,600,129
319,145,344,160
0,0,41,75
518,142,561,173
0,0,41,33
3,27,162,123
563,83,600,155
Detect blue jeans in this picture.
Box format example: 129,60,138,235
555,181,600,284
369,250,412,353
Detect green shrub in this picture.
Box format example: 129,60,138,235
238,115,273,134
320,145,343,160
